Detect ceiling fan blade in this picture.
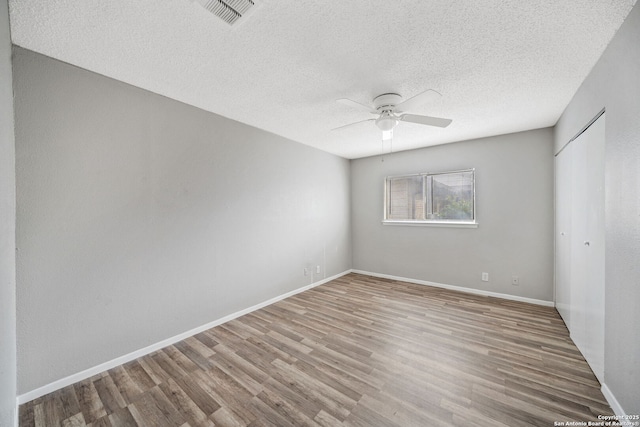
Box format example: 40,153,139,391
336,98,376,113
395,89,442,113
399,114,452,128
331,118,375,131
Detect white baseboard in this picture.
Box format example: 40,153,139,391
17,270,351,405
351,270,555,307
601,383,627,418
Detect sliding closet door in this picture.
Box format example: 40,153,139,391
570,113,605,383
555,144,572,328
583,114,605,383
570,130,588,356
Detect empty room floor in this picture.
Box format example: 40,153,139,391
18,273,612,426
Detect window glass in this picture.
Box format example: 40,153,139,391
430,171,474,221
386,176,423,220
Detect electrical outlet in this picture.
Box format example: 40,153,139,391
481,272,489,282
316,265,321,274
512,276,519,286
304,268,308,276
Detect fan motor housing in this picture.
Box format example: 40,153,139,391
373,93,403,112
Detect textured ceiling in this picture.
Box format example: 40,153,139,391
8,0,635,159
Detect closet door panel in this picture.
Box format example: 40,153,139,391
555,144,572,328
570,132,588,356
567,113,605,384
582,114,606,383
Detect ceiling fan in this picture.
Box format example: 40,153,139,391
333,90,452,144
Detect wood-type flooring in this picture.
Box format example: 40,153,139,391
19,273,613,426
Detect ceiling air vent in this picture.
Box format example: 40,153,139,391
194,0,259,26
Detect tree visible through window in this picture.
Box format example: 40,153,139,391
385,169,475,223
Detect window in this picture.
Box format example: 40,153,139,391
384,169,476,225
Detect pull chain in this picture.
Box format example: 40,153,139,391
381,130,393,162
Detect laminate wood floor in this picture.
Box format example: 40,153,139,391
19,273,613,426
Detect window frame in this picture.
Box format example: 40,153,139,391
383,168,477,227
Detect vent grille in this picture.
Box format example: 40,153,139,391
196,0,257,25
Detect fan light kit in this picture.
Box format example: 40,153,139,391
375,114,398,131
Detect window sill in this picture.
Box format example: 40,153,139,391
382,221,478,228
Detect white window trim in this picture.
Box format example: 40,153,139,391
382,220,478,228
383,168,477,227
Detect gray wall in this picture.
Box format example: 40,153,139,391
554,3,640,415
0,0,17,423
351,128,554,302
13,47,351,394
